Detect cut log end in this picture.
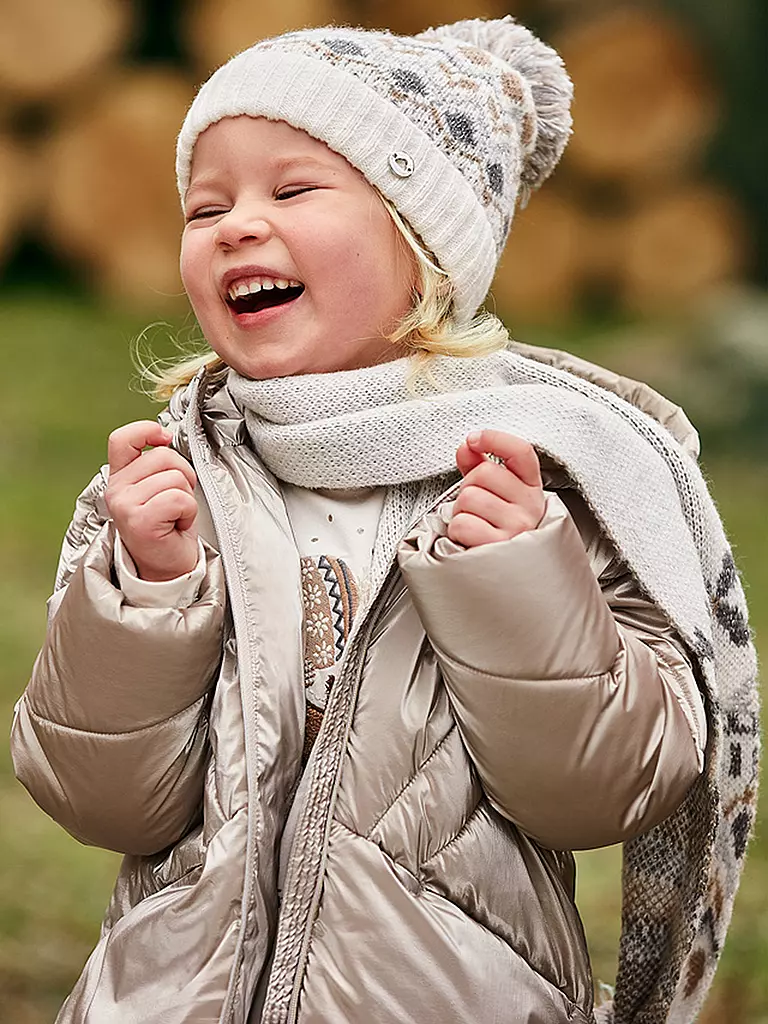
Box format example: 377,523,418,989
44,70,195,311
491,191,585,323
557,7,719,182
186,0,353,73
0,0,133,102
619,186,748,313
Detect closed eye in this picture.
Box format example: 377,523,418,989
186,208,227,222
276,186,317,201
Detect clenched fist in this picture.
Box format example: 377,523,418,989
448,429,545,548
105,421,199,582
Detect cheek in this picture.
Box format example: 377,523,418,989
326,222,413,304
179,235,208,300
369,213,416,297
178,242,195,295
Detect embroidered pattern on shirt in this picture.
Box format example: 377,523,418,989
300,555,359,763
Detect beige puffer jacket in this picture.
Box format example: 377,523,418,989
11,350,703,1024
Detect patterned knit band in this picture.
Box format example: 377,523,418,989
175,19,573,322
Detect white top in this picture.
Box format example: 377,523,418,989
281,484,385,591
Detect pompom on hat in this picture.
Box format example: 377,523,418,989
176,18,573,323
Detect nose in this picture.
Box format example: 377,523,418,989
214,202,273,250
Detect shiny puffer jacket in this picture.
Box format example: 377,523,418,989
11,349,703,1024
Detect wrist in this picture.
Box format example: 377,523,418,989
114,534,207,610
135,562,199,582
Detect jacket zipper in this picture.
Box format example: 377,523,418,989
288,569,402,1024
264,482,457,1023
184,379,263,1024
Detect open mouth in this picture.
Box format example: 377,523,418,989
226,278,305,315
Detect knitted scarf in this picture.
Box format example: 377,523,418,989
227,347,759,1024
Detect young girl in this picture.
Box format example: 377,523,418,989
12,17,758,1024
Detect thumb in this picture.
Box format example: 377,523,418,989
108,420,172,474
456,434,486,477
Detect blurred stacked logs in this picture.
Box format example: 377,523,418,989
494,6,747,321
46,70,196,306
0,0,753,318
0,0,134,283
184,0,352,72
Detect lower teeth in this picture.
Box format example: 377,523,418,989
230,286,303,314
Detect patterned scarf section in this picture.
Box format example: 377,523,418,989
227,347,759,1024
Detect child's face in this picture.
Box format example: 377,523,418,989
181,116,416,378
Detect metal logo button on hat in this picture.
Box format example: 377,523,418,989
388,151,415,178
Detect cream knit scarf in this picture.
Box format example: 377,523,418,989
228,347,759,1024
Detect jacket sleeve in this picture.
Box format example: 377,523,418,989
397,489,706,852
10,469,227,857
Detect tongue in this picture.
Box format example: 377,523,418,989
230,285,303,314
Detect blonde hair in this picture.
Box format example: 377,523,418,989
139,194,508,402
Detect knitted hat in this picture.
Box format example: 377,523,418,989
176,18,573,323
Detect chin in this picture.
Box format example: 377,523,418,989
228,355,312,380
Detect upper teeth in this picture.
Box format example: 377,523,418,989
228,276,301,301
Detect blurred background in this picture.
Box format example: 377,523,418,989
0,0,765,1020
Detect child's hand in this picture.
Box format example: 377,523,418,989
448,429,545,548
105,421,200,582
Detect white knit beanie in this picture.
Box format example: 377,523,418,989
176,18,573,323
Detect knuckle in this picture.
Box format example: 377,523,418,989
170,493,191,514
476,461,503,486
141,446,164,467
453,490,476,515
449,514,481,548
109,421,140,445
105,488,127,516
124,506,146,533
507,511,535,536
447,516,467,543
462,466,483,488
507,432,527,450
161,450,194,478
450,509,474,529
169,469,190,490
180,463,198,487
459,483,483,502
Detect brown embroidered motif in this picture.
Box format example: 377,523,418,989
299,555,360,760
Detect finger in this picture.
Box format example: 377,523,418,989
127,469,197,506
453,485,541,535
455,440,486,477
111,445,197,490
453,485,513,526
139,490,199,535
108,421,172,474
447,512,508,548
458,459,531,504
112,488,198,540
466,430,541,488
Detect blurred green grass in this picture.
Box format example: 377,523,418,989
0,293,764,1022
